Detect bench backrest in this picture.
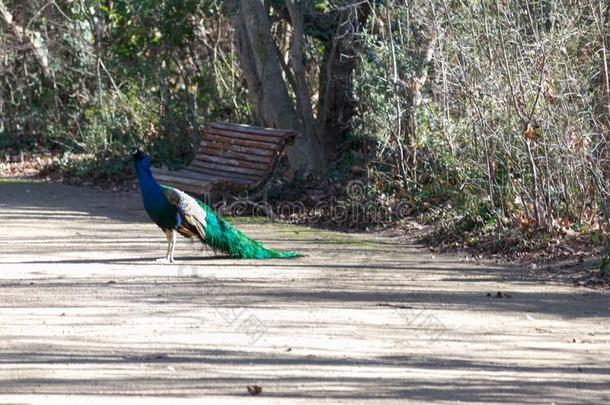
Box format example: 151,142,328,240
190,122,299,185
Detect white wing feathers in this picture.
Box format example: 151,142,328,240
162,187,207,239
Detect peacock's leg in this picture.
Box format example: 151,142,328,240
156,229,176,264
168,229,177,263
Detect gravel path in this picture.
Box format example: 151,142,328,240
1,179,609,404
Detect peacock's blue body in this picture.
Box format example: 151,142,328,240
134,157,181,230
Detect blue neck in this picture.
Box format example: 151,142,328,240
134,157,180,230
135,163,163,199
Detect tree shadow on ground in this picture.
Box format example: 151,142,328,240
0,346,607,402
1,180,609,402
0,180,147,224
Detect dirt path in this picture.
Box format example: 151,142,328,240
0,179,609,404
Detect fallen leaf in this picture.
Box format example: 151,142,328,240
247,385,262,395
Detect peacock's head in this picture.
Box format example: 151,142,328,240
130,147,151,169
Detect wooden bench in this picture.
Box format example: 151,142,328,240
152,122,299,197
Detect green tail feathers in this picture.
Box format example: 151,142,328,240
198,202,301,259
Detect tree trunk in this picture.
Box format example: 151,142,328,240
285,0,324,172
226,0,323,175
317,3,371,160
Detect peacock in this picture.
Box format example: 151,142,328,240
131,148,299,262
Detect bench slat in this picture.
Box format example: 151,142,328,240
190,160,266,176
181,169,256,184
152,168,218,183
210,122,298,138
204,134,282,151
155,174,214,189
163,183,204,195
207,127,285,145
194,154,271,171
191,170,261,185
153,170,256,195
153,169,232,183
200,140,277,157
153,173,210,187
197,146,273,164
171,166,258,183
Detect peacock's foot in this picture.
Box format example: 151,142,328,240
155,257,175,264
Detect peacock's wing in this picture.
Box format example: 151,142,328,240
161,186,207,240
